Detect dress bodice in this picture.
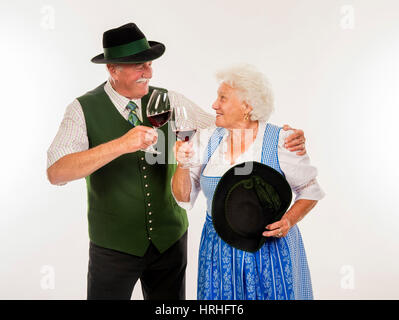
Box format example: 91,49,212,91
200,123,283,219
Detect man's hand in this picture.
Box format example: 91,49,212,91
119,126,158,153
282,124,306,156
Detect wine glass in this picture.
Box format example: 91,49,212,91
170,99,199,168
145,89,172,154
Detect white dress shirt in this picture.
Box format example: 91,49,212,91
173,121,325,210
47,80,215,169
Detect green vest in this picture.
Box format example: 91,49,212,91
77,83,188,257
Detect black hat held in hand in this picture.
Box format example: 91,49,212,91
211,161,292,253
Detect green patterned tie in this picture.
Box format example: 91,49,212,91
126,101,142,127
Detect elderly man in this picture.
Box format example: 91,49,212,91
46,23,306,300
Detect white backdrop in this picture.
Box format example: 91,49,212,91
0,0,398,299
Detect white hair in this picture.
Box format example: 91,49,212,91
106,64,124,84
215,63,274,121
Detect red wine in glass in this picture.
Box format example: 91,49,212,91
174,129,197,142
148,110,171,128
144,89,171,154
170,102,200,167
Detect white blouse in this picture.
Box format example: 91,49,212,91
173,121,325,210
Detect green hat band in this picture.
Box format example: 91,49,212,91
104,38,150,59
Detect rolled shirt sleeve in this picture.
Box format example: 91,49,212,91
46,99,89,169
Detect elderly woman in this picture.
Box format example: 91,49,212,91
172,64,325,300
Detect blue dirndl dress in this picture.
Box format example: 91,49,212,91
197,124,313,300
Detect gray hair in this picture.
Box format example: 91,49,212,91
215,64,274,121
106,64,124,84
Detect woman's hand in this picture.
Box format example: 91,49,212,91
262,217,292,238
172,141,195,202
262,200,318,238
174,140,195,167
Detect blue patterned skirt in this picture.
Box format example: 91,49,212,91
197,214,313,300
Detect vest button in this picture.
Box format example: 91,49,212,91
146,193,150,196
147,203,151,207
148,212,152,215
141,157,144,161
145,184,148,188
149,220,152,223
144,175,147,179
148,237,151,240
143,166,146,170
149,227,153,231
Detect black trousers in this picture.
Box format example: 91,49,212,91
87,232,187,300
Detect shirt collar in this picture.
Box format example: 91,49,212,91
104,80,142,114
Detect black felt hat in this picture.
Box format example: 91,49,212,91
91,23,165,64
211,161,292,253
